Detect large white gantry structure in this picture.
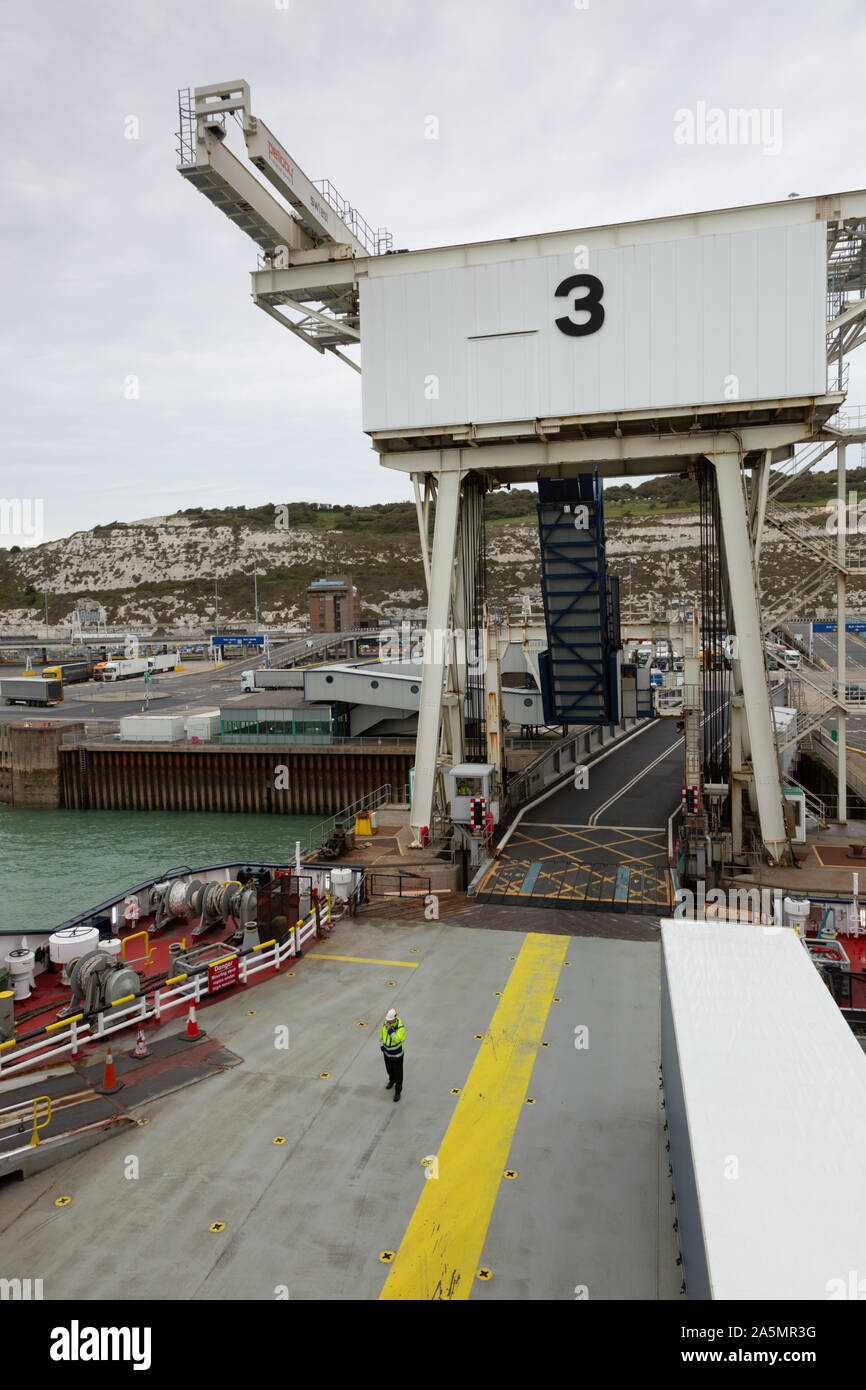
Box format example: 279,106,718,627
177,80,866,863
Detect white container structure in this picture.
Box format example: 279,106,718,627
119,716,186,743
661,919,866,1299
186,711,221,741
772,705,799,778
783,787,807,843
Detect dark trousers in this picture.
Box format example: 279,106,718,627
385,1054,403,1093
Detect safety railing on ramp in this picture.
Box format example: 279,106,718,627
502,721,637,821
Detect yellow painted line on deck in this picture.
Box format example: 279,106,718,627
306,954,419,968
379,931,568,1301
474,860,499,894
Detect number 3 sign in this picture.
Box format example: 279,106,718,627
554,274,605,336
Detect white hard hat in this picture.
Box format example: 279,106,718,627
385,1008,397,1021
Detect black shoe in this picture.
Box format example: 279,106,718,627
393,1091,401,1102
386,1080,394,1090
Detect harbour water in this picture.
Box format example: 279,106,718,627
0,804,320,933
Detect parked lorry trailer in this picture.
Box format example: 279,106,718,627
241,668,304,692
147,650,181,673
2,677,63,706
661,918,866,1298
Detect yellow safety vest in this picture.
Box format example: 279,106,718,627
380,1017,405,1056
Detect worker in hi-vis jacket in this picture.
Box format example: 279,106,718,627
380,1007,405,1102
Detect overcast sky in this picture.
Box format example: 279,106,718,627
3,0,865,543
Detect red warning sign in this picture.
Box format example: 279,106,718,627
208,954,239,994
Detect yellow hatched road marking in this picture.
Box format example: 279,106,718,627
379,931,567,1301
306,954,419,968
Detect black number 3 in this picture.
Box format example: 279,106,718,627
554,274,605,336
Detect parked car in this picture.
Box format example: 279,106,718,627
832,682,866,703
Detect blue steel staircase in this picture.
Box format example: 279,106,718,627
536,474,614,725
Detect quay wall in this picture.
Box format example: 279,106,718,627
57,740,415,815
0,721,86,809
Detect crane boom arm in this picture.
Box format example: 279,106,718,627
178,125,313,256
244,119,366,255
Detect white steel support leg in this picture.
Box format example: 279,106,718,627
483,608,503,793
413,473,433,595
451,521,470,755
730,696,744,857
411,467,462,843
443,692,463,767
750,449,771,568
837,441,848,823
711,453,787,861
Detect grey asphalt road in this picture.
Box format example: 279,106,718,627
811,630,865,670
0,634,359,725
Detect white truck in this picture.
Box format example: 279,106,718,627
101,656,150,682
240,668,303,693
147,651,180,674
765,641,801,672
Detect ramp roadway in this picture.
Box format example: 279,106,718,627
478,719,682,912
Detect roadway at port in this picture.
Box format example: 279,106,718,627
477,716,687,913
805,629,866,752
810,623,866,671
0,633,351,725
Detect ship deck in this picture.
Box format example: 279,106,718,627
0,910,683,1301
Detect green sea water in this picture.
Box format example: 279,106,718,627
0,804,320,933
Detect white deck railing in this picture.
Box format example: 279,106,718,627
0,906,334,1081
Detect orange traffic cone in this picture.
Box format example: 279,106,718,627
95,1046,124,1094
180,999,206,1043
130,1025,150,1060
